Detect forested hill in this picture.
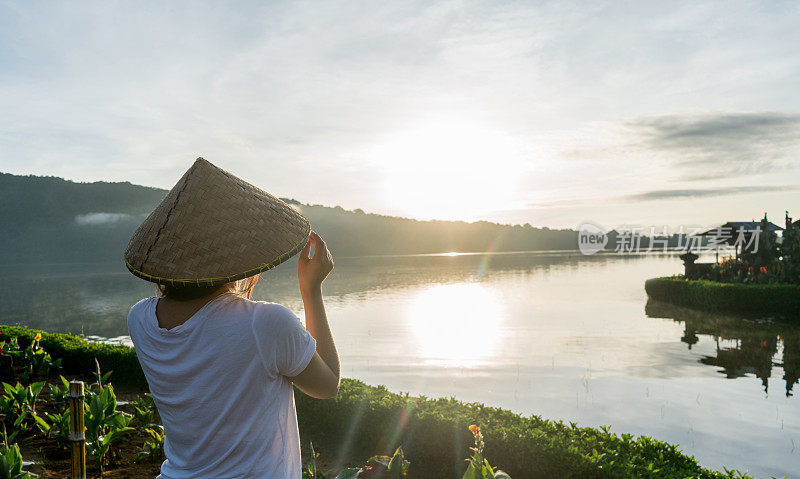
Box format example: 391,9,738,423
0,172,578,264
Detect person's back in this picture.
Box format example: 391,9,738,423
128,293,317,478
123,159,340,478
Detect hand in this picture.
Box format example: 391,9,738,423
298,231,333,294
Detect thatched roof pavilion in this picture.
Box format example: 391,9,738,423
699,220,783,261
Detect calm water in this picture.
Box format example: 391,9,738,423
1,252,799,478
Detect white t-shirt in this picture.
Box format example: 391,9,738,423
127,292,317,479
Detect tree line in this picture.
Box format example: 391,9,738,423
0,172,579,264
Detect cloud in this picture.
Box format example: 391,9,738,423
521,184,799,212
74,213,134,225
526,197,602,209
631,112,800,180
3,1,800,227
625,184,800,201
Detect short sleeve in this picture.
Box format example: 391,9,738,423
126,297,155,342
251,303,317,378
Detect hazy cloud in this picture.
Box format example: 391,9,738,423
632,112,800,180
75,213,134,225
626,184,799,202
522,183,798,212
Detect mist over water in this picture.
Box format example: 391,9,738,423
1,252,798,477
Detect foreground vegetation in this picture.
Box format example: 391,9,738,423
0,325,781,478
644,277,800,315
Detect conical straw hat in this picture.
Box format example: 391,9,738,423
124,158,310,286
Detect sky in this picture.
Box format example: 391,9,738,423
2,0,800,231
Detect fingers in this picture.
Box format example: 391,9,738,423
310,231,327,261
302,231,332,271
300,235,312,261
310,230,323,246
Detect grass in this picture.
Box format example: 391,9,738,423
644,276,800,316
0,325,780,478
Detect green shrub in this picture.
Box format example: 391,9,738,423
0,326,146,388
644,277,800,315
296,380,761,478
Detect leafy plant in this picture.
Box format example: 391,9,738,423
2,382,45,417
463,426,510,479
0,411,25,446
333,470,364,479
32,411,72,449
0,382,45,442
0,441,34,479
130,393,159,427
302,442,330,479
0,338,21,358
89,359,113,396
84,380,134,472
87,424,133,473
322,446,411,479
366,446,410,478
0,423,33,479
3,333,63,382
135,425,165,463
47,376,71,409
21,334,62,380
0,338,21,382
302,445,410,479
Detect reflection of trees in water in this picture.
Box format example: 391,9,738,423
0,263,153,337
646,299,800,397
781,333,800,398
260,251,668,303
1,252,659,338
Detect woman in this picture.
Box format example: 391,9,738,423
124,158,339,478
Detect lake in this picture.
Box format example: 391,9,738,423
1,252,798,478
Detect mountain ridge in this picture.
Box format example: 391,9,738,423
0,171,579,264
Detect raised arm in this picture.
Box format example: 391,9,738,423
290,231,340,399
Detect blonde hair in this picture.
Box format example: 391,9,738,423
233,274,260,300
158,274,261,301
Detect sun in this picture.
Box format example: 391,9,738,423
406,282,504,367
365,118,528,221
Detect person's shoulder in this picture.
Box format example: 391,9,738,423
126,297,156,328
252,300,297,318
128,297,155,316
248,300,300,327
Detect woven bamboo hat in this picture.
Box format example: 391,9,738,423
124,158,310,286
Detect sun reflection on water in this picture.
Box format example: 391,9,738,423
406,283,504,367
